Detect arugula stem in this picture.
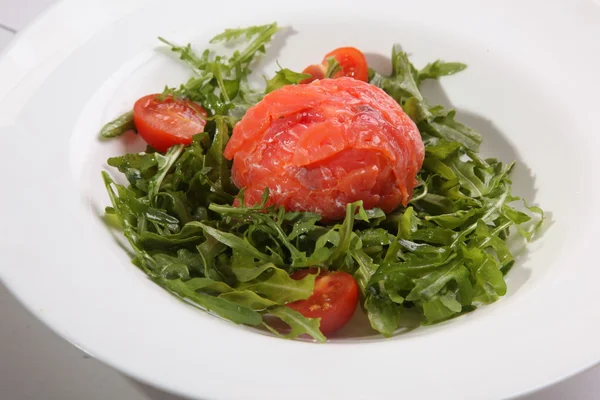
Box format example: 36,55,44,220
231,23,278,66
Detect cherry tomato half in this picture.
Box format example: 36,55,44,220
322,47,369,82
286,269,359,336
300,47,369,84
133,94,207,153
300,64,326,84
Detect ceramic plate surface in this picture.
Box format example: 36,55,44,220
1,0,599,399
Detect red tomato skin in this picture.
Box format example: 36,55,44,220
323,47,369,82
286,270,359,336
133,94,207,153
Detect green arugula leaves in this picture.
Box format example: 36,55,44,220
100,111,135,138
156,23,285,119
371,46,480,152
265,66,311,93
101,24,544,340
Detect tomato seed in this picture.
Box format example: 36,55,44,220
309,304,322,312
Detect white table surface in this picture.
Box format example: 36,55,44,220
0,2,598,399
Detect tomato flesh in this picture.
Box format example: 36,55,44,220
300,47,369,84
133,94,207,152
286,269,359,336
323,47,369,82
300,64,326,84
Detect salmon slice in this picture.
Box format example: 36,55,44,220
223,77,425,221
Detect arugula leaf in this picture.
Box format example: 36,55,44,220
197,236,227,281
157,23,279,117
351,247,378,293
205,117,235,195
370,49,481,152
324,57,342,78
148,145,185,202
229,23,278,66
139,222,204,249
364,294,401,337
502,202,544,241
159,278,262,325
418,61,467,81
184,277,233,294
199,222,282,264
219,290,277,310
330,202,364,265
422,296,458,323
428,111,483,153
403,96,432,124
158,37,209,74
239,266,316,304
107,152,158,193
406,259,466,301
230,258,273,282
288,213,321,241
266,306,326,342
462,246,506,302
370,45,422,103
265,67,311,93
99,111,135,138
210,23,278,44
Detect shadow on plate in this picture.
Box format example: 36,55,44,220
259,25,297,68
364,52,393,76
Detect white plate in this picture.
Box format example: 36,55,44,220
1,0,599,399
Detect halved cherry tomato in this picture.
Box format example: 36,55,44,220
133,94,207,153
286,268,359,336
322,47,369,82
300,64,326,84
300,47,369,84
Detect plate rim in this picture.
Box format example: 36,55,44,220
2,1,600,399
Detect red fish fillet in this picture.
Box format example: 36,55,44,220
223,77,425,221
